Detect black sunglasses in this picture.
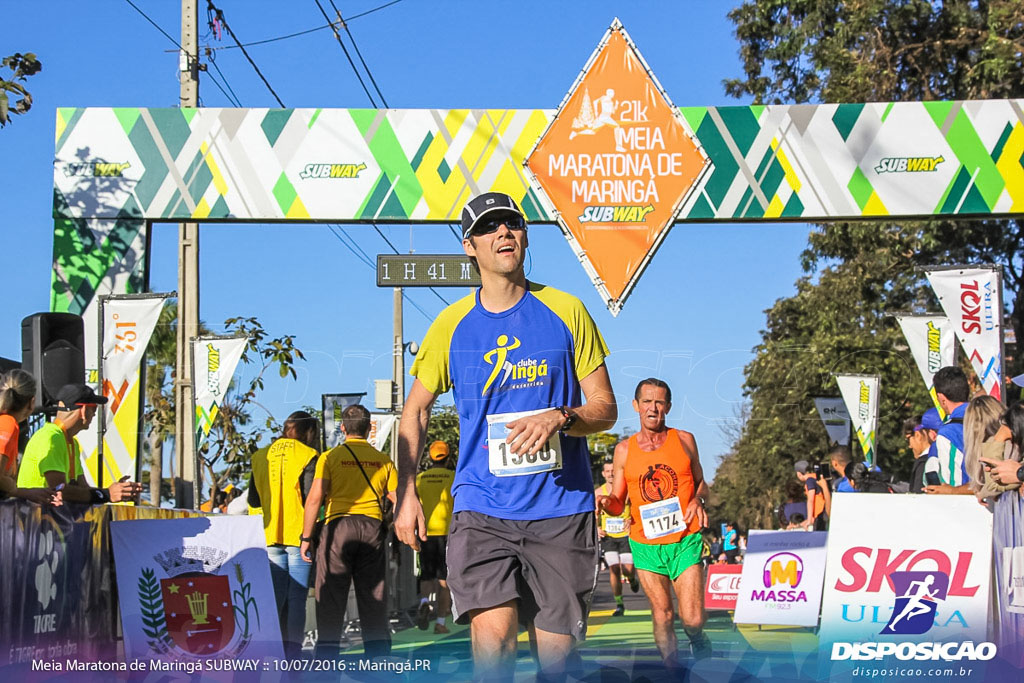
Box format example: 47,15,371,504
474,214,526,234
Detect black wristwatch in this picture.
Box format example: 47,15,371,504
557,406,577,433
1016,463,1024,483
300,534,312,543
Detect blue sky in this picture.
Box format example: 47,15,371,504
0,1,811,479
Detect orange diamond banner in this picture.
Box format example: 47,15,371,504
525,19,709,315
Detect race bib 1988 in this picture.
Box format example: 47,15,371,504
486,408,563,477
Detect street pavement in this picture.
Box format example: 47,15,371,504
330,564,822,682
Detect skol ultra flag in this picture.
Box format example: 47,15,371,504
925,267,1004,401
834,374,880,465
192,336,247,450
894,314,956,416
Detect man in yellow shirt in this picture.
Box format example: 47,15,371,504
595,459,638,616
415,440,455,634
300,404,396,658
248,411,319,658
18,384,141,504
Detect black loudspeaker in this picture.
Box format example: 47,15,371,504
21,313,86,408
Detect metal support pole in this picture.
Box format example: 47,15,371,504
174,0,200,509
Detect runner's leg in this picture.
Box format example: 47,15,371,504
528,624,575,681
469,601,519,680
673,562,711,658
638,568,679,665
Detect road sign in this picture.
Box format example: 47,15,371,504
376,254,481,287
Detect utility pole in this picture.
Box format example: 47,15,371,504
391,286,404,462
174,0,201,509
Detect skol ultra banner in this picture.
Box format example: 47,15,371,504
819,494,993,679
321,393,365,450
925,266,1004,401
79,295,168,487
524,19,709,315
111,516,283,664
733,530,828,627
894,314,956,416
814,397,852,446
368,413,397,452
834,374,880,465
191,336,247,450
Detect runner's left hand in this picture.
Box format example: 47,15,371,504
506,409,563,456
683,497,707,529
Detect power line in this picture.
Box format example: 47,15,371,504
312,0,378,107
203,69,240,107
346,0,406,22
208,20,340,51
123,0,187,54
203,0,406,51
331,0,388,107
205,50,243,106
207,0,286,107
326,226,434,320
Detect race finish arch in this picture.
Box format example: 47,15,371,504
50,19,1024,485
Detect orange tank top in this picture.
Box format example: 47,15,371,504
625,428,701,544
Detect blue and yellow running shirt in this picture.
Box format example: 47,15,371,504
411,282,609,520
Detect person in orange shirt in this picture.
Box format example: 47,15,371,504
0,370,59,505
597,378,712,668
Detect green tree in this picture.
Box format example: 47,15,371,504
713,1,1024,527
1,53,41,126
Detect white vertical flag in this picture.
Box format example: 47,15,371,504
192,336,247,450
925,267,1004,401
813,397,851,446
834,374,880,465
368,413,397,452
894,314,956,416
80,295,169,486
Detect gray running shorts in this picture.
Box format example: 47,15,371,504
446,510,598,641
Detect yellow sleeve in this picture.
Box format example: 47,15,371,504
529,283,610,381
314,452,330,482
409,293,476,394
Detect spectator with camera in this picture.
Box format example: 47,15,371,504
829,445,857,493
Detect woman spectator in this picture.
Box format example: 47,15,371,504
964,395,1004,496
0,370,59,505
978,400,1024,665
248,411,320,658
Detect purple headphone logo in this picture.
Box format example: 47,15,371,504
763,552,803,588
880,571,949,635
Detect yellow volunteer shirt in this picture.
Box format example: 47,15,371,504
251,437,318,546
595,482,630,538
316,437,396,520
416,465,455,536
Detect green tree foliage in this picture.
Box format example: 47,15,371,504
713,1,1024,529
0,53,41,127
